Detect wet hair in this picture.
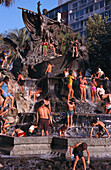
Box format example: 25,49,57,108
43,8,47,15
45,95,51,100
91,118,97,125
74,37,78,41
81,142,87,150
69,70,72,75
39,100,44,107
70,98,75,103
15,125,20,129
3,76,9,82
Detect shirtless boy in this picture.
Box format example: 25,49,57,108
17,72,25,94
45,62,54,77
67,98,76,128
36,100,50,136
70,142,90,170
11,125,26,137
90,118,110,138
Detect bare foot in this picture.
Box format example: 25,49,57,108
11,107,16,110
81,100,83,103
85,100,87,102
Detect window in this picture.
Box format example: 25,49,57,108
81,0,87,4
72,2,77,8
55,8,60,16
76,11,80,18
70,13,75,20
95,2,99,10
80,9,84,16
100,0,104,8
62,4,68,13
80,20,84,27
49,11,54,19
89,5,93,12
85,7,89,14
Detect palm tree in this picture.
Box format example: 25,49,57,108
0,0,13,7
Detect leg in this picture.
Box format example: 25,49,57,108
81,157,86,170
9,96,15,109
67,115,70,127
91,90,94,102
70,115,73,128
3,97,9,107
41,129,44,136
33,93,36,102
73,156,79,170
94,91,97,102
71,89,74,98
83,88,87,102
80,88,83,102
68,88,71,101
45,130,49,136
22,85,24,94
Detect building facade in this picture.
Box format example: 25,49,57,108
47,0,111,37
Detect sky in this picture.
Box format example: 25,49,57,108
0,0,58,34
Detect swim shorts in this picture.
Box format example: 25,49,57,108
2,91,12,98
18,80,25,86
67,84,72,89
39,118,49,131
73,148,84,158
67,110,74,116
17,132,26,137
0,106,7,112
91,87,96,91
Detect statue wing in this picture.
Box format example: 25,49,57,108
22,10,41,34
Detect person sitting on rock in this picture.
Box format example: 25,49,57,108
72,38,79,58
45,62,54,77
104,102,111,114
0,117,11,135
97,85,111,103
96,67,105,79
29,87,42,102
58,124,68,137
0,76,16,109
64,67,69,78
11,125,26,137
90,118,110,138
28,122,38,136
66,98,76,128
16,72,25,94
67,70,75,101
80,76,87,102
0,89,8,116
70,142,90,170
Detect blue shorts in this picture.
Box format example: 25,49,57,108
0,106,7,112
67,110,74,116
2,91,12,98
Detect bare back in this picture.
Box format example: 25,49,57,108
37,106,50,119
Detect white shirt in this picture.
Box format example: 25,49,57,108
97,87,105,95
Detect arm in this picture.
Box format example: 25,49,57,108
90,127,94,138
97,89,101,100
102,126,110,139
36,110,39,125
0,81,4,87
16,75,20,83
73,105,76,114
86,148,90,164
49,101,51,113
0,109,8,116
70,143,81,156
11,130,15,137
45,66,49,75
72,46,75,57
47,108,50,122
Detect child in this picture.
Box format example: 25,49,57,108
58,124,68,137
28,123,38,136
1,117,11,135
67,70,75,101
90,118,110,138
16,72,25,94
67,98,76,128
11,125,26,137
70,142,90,170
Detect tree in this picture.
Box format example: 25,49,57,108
0,0,13,7
86,13,111,78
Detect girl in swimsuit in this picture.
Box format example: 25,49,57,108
0,76,15,109
80,77,87,102
90,78,97,102
11,125,26,137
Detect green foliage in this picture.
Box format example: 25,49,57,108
86,13,111,78
56,30,79,55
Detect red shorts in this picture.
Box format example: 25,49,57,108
67,84,72,89
17,132,26,137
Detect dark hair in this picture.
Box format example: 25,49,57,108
69,70,72,75
74,37,78,41
15,125,20,129
39,100,44,107
45,95,51,100
91,118,97,125
81,142,87,150
3,76,9,82
0,89,2,94
70,98,75,103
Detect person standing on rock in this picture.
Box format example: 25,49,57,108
80,76,87,102
90,118,110,138
36,100,50,136
70,142,90,170
16,72,25,94
90,78,97,103
0,76,16,109
45,62,54,77
67,70,75,101
66,98,76,128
